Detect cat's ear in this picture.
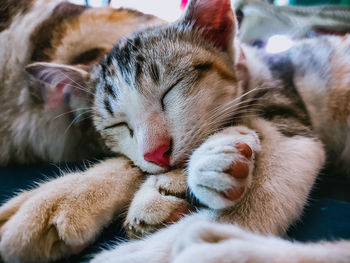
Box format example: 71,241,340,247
25,62,91,109
181,0,236,52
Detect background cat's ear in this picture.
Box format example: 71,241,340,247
25,62,91,109
181,0,236,52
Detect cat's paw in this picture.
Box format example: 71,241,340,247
90,214,207,263
172,219,291,263
188,126,260,209
125,170,192,238
0,174,110,263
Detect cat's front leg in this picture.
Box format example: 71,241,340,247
188,125,261,209
124,169,192,238
172,219,350,263
0,157,143,263
190,118,326,235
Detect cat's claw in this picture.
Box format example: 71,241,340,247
125,170,192,238
188,126,261,210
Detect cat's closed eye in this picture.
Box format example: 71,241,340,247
104,122,134,137
161,78,184,111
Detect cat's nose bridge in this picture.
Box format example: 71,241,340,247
138,112,172,168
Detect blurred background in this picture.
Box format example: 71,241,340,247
68,0,350,22
69,0,184,21
68,0,350,47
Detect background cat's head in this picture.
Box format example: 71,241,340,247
25,2,163,123
21,2,163,163
93,0,248,173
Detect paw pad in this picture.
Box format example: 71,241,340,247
165,203,191,224
227,161,249,178
223,186,245,201
235,142,252,159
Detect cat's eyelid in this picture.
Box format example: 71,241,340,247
104,122,128,130
161,77,184,111
104,122,134,137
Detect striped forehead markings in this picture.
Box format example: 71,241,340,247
132,36,142,51
104,83,117,98
149,62,160,83
134,54,145,83
104,98,113,115
70,48,106,65
100,61,118,99
194,62,212,71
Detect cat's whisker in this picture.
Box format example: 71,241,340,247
74,115,93,124
57,71,95,96
63,111,91,135
53,107,92,120
64,83,95,96
226,86,266,103
126,39,138,50
207,87,269,117
209,104,262,120
213,107,263,120
205,104,259,127
188,106,264,142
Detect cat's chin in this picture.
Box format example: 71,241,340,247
134,156,186,175
137,161,169,175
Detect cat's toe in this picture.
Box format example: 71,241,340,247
0,190,35,231
235,142,253,159
164,203,192,224
221,185,246,202
125,173,191,239
125,195,191,239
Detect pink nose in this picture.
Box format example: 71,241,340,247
144,141,171,168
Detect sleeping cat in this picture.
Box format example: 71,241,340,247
0,0,162,165
234,0,350,44
0,0,349,262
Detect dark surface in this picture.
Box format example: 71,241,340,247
287,172,350,241
0,164,349,262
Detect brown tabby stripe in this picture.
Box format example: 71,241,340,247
193,62,235,82
149,62,160,83
0,0,33,32
30,2,89,62
70,48,107,65
104,83,117,98
104,98,113,115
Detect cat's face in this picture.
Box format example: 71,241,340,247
26,0,244,173
93,0,245,173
